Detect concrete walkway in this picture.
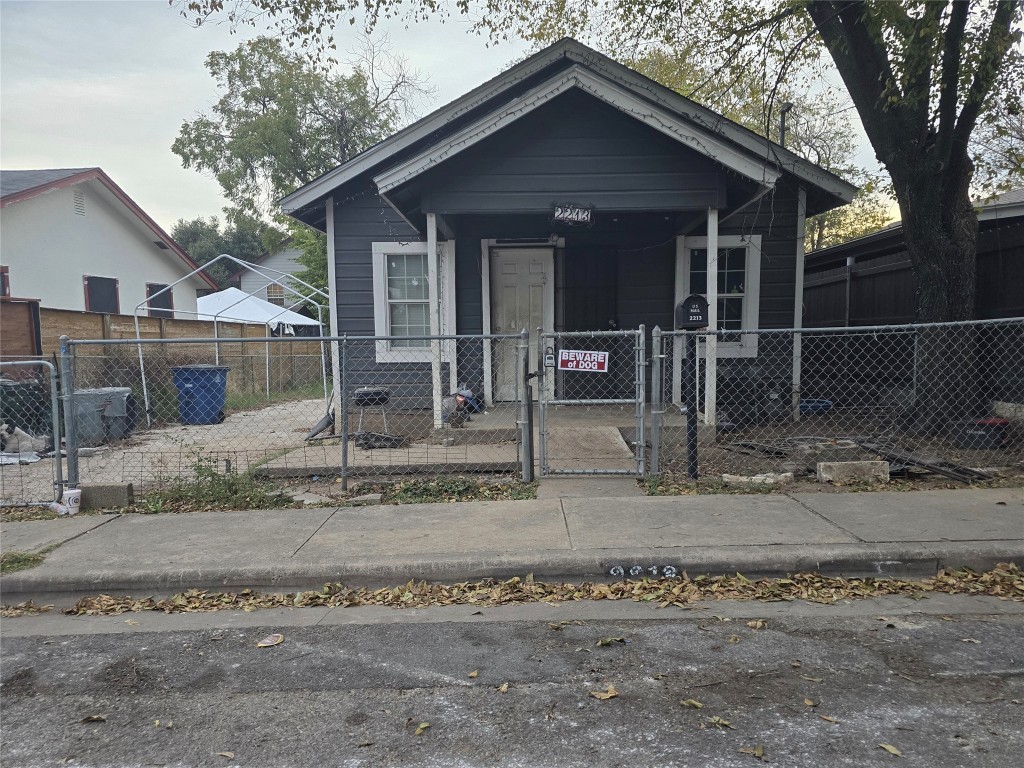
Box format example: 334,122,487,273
1,487,1022,603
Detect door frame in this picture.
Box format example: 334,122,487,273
480,239,559,405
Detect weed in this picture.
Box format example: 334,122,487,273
139,457,296,512
0,544,58,574
374,477,537,504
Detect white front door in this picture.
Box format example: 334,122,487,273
490,248,554,401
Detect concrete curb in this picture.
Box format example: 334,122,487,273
3,540,1021,602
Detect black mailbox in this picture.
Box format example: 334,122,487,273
675,294,709,330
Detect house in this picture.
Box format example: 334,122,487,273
280,38,856,425
232,238,305,307
804,188,1024,326
0,168,217,318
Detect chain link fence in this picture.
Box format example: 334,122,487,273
653,318,1024,482
0,360,63,504
537,329,646,476
49,333,525,494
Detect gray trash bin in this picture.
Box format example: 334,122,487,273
74,387,137,445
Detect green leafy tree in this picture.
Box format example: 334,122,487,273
171,214,273,287
176,0,1022,323
626,48,892,250
172,35,427,219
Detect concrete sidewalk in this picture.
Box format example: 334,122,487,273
2,487,1022,602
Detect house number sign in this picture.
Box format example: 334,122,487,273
553,204,593,224
557,349,608,372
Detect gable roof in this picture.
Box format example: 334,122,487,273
1,167,218,289
281,38,856,226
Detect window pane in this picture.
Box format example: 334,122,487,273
726,248,746,271
389,302,429,347
387,253,428,300
689,249,707,271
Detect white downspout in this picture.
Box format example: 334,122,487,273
325,197,343,421
792,187,807,422
427,213,443,429
704,207,718,426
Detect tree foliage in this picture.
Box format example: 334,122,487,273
171,35,428,218
177,1,1022,321
170,214,274,287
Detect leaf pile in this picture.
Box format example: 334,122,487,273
49,563,1023,617
0,601,53,618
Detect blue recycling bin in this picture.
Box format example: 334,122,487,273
170,365,229,425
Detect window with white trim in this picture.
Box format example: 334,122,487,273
675,235,761,358
265,283,286,306
372,241,456,363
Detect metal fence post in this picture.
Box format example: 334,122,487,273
685,331,699,481
58,335,79,488
339,335,349,491
518,328,534,482
536,327,547,477
636,325,646,476
46,361,64,500
650,326,663,476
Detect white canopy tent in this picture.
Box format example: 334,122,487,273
197,287,321,335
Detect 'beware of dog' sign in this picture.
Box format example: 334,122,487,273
557,349,609,372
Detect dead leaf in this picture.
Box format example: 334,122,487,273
414,722,430,735
80,714,107,723
790,660,802,668
739,744,766,760
216,752,235,759
468,670,479,678
961,638,981,644
879,743,903,756
496,682,510,693
727,634,742,644
596,636,626,647
574,647,592,653
548,623,563,630
124,619,140,626
589,684,619,700
801,675,824,683
709,716,735,729
804,698,819,707
357,741,374,748
821,715,839,723
940,616,954,621
681,699,704,709
746,619,767,630
256,633,284,647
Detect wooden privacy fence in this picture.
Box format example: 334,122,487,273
1,307,326,401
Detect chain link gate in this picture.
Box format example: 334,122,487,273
0,360,65,506
536,328,645,476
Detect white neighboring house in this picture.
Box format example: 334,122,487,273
234,239,306,309
0,168,216,316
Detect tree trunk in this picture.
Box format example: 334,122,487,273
888,156,980,435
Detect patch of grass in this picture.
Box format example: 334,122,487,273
224,381,327,413
0,549,48,574
645,475,784,496
353,477,537,504
139,457,298,513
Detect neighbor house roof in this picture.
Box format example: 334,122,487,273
806,188,1024,269
281,38,857,228
0,167,219,289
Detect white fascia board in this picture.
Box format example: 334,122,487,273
279,45,575,213
374,66,780,194
573,51,858,204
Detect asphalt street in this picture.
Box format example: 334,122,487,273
2,594,1022,767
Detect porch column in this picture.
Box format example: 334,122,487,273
427,212,444,429
325,196,343,420
792,186,807,422
704,207,718,426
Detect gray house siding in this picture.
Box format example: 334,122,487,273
415,91,729,215
332,188,448,411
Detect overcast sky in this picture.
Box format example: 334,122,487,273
0,0,524,229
